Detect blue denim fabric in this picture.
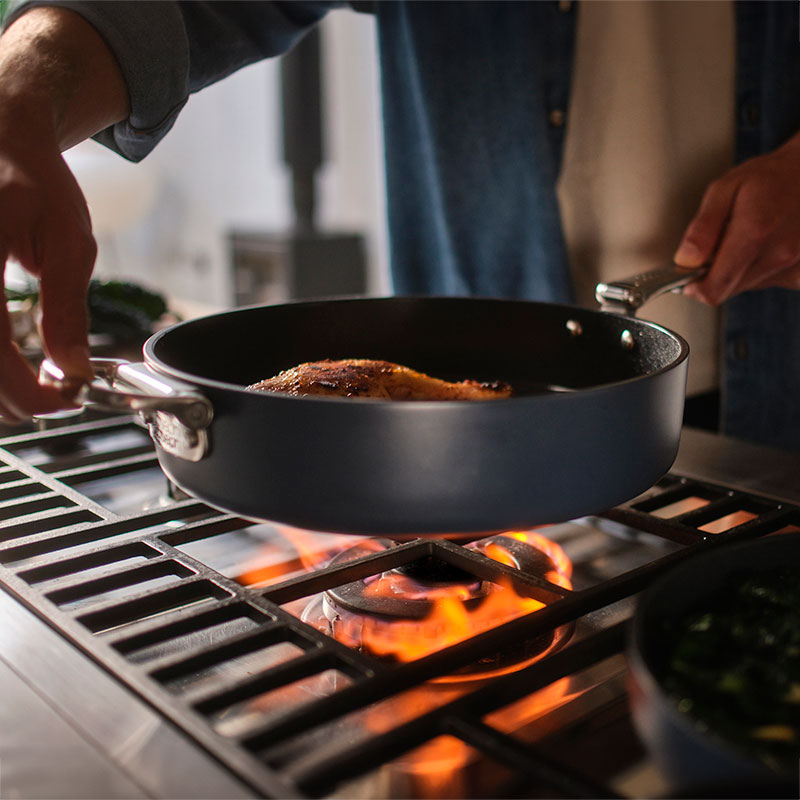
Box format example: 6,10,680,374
4,0,800,447
723,2,800,449
374,1,575,303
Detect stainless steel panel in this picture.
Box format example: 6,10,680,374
0,587,255,800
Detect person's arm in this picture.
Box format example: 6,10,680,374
674,131,800,304
0,6,128,420
0,1,331,421
4,0,334,163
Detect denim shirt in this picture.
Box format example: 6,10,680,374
5,0,800,448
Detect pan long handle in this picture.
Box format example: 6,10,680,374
40,358,213,462
595,264,707,316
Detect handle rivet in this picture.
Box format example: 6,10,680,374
620,330,635,350
566,319,583,337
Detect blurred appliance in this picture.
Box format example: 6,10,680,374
230,29,367,306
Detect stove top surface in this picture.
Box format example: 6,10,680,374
1,416,798,799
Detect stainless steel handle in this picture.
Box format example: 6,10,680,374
40,358,213,462
595,264,707,316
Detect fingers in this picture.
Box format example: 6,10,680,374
22,154,95,383
674,175,740,269
677,141,800,305
0,346,73,420
36,204,96,383
0,152,96,419
685,199,800,304
686,208,761,304
0,268,76,420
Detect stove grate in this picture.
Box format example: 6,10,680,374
1,413,798,798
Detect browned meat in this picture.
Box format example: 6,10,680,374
247,359,512,400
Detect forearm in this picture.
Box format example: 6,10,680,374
3,0,331,162
0,6,129,151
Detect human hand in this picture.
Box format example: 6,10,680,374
0,6,130,421
674,134,800,305
0,117,96,421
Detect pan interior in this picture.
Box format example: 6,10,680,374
147,297,687,396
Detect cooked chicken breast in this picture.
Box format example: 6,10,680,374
248,359,512,400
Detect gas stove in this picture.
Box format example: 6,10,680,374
1,409,799,799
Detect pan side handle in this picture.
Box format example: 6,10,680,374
596,264,707,316
40,358,213,462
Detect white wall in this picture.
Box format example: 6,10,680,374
66,9,387,311
317,10,388,294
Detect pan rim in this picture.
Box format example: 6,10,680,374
143,294,690,405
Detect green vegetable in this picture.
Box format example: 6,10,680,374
87,280,168,323
6,279,169,344
88,294,156,342
4,286,38,304
87,280,169,343
662,568,800,774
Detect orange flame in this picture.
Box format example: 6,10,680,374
236,527,574,795
237,525,362,588
236,526,573,670
331,531,572,665
333,575,545,662
492,529,573,590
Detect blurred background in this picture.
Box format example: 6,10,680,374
62,10,387,315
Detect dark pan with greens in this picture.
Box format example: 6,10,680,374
628,534,800,795
661,567,800,774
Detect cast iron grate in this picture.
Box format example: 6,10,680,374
0,412,798,798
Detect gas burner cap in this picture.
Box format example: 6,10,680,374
323,534,560,621
393,555,476,584
302,533,574,679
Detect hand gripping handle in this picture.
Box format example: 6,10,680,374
40,358,213,461
595,264,707,316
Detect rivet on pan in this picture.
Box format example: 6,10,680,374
566,319,583,337
620,330,635,350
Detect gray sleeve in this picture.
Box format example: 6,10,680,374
2,1,334,161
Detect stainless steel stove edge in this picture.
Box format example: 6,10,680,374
675,428,800,506
0,586,255,800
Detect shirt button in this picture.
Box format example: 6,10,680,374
558,0,573,11
548,108,566,128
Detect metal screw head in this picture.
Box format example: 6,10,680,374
566,319,583,337
620,330,635,350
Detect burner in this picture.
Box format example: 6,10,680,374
302,533,573,679
5,411,797,800
394,556,476,584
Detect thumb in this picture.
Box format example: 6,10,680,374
674,176,740,267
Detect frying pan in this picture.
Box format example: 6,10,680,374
628,534,799,795
42,264,702,535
